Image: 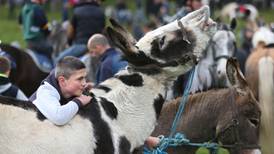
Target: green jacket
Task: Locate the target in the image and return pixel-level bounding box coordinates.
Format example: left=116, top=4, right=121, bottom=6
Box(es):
left=20, top=2, right=47, bottom=41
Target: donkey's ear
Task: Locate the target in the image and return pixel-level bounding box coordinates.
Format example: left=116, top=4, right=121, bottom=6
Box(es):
left=226, top=57, right=248, bottom=94
left=109, top=18, right=136, bottom=45
left=230, top=18, right=237, bottom=31
left=106, top=26, right=137, bottom=56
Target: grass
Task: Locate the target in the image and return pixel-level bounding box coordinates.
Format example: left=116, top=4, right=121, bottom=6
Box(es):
left=0, top=3, right=64, bottom=47
left=0, top=5, right=25, bottom=46
left=1, top=2, right=273, bottom=47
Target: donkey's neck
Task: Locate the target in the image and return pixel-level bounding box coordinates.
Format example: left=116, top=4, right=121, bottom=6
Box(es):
left=180, top=88, right=236, bottom=142
left=153, top=88, right=234, bottom=143
left=91, top=69, right=168, bottom=149
left=203, top=45, right=215, bottom=64
left=126, top=66, right=177, bottom=90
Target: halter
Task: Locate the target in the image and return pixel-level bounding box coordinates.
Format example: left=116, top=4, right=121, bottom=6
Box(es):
left=207, top=31, right=237, bottom=87
left=212, top=92, right=261, bottom=151
left=210, top=32, right=237, bottom=63
left=215, top=119, right=261, bottom=150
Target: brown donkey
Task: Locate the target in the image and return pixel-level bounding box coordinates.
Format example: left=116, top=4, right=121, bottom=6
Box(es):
left=152, top=58, right=261, bottom=154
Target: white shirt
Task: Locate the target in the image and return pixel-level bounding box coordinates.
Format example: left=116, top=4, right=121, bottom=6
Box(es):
left=33, top=82, right=79, bottom=125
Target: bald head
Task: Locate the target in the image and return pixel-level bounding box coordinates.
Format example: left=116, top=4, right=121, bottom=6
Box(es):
left=87, top=34, right=110, bottom=56
left=88, top=34, right=109, bottom=48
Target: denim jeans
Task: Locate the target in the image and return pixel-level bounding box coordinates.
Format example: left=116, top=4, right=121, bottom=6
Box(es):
left=27, top=39, right=53, bottom=59
left=54, top=44, right=88, bottom=64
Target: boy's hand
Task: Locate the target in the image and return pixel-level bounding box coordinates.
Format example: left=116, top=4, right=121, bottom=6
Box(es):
left=84, top=82, right=94, bottom=91
left=145, top=136, right=160, bottom=149
left=77, top=95, right=92, bottom=106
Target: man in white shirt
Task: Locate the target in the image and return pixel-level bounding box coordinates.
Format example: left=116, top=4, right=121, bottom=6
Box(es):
left=29, top=56, right=92, bottom=125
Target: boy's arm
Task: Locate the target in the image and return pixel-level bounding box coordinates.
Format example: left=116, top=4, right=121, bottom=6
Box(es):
left=33, top=83, right=79, bottom=125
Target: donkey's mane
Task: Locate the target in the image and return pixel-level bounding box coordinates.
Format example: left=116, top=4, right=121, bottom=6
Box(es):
left=166, top=88, right=237, bottom=114
left=0, top=96, right=36, bottom=110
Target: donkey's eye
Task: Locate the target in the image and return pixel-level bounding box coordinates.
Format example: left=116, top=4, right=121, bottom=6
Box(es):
left=159, top=36, right=166, bottom=48
left=248, top=118, right=259, bottom=127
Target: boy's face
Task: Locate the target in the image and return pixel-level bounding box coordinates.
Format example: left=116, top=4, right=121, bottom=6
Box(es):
left=60, top=69, right=87, bottom=98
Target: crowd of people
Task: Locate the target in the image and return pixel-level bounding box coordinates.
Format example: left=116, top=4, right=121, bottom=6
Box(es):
left=1, top=0, right=274, bottom=150
left=1, top=0, right=164, bottom=149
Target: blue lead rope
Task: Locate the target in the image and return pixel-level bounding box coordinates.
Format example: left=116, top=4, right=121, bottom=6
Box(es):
left=144, top=68, right=220, bottom=154
left=169, top=68, right=195, bottom=138
left=144, top=133, right=219, bottom=154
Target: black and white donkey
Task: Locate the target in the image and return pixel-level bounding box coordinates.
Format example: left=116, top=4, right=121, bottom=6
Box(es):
left=0, top=6, right=216, bottom=154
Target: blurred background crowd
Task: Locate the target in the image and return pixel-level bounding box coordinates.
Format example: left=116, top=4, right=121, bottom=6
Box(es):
left=1, top=0, right=274, bottom=45
left=1, top=1, right=274, bottom=153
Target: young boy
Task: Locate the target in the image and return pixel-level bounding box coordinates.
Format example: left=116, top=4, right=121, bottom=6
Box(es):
left=29, top=56, right=92, bottom=125
left=0, top=56, right=28, bottom=100
left=29, top=56, right=160, bottom=147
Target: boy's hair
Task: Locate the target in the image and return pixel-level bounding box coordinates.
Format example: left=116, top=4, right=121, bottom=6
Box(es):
left=55, top=56, right=86, bottom=79
left=0, top=56, right=11, bottom=74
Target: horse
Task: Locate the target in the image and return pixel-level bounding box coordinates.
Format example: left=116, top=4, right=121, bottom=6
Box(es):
left=220, top=2, right=258, bottom=21
left=0, top=43, right=49, bottom=97
left=48, top=20, right=69, bottom=59
left=245, top=26, right=274, bottom=154
left=0, top=21, right=70, bottom=96
left=152, top=58, right=261, bottom=154
left=172, top=19, right=237, bottom=97
left=0, top=6, right=217, bottom=153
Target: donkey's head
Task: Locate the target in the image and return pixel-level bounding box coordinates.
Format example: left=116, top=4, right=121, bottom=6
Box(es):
left=211, top=19, right=237, bottom=87
left=107, top=6, right=216, bottom=79
left=216, top=58, right=261, bottom=154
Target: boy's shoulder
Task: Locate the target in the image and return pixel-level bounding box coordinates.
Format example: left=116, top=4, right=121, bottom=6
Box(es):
left=37, top=82, right=59, bottom=95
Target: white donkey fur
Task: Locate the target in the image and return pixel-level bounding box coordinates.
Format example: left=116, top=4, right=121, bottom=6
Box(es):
left=0, top=104, right=96, bottom=154
left=252, top=27, right=274, bottom=48
left=138, top=6, right=215, bottom=61
left=0, top=6, right=216, bottom=154
left=258, top=57, right=274, bottom=153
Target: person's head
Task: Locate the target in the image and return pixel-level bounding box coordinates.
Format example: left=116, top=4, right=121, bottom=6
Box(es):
left=87, top=34, right=110, bottom=57
left=79, top=0, right=102, bottom=4
left=0, top=56, right=11, bottom=77
left=55, top=56, right=87, bottom=98
left=187, top=0, right=203, bottom=11
left=31, top=0, right=47, bottom=4
left=143, top=21, right=157, bottom=34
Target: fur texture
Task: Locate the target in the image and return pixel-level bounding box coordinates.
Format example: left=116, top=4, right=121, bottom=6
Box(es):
left=258, top=57, right=274, bottom=154
left=0, top=6, right=217, bottom=154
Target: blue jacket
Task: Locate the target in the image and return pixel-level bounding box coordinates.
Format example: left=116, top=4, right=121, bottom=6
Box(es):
left=96, top=48, right=127, bottom=85
left=71, top=2, right=105, bottom=44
